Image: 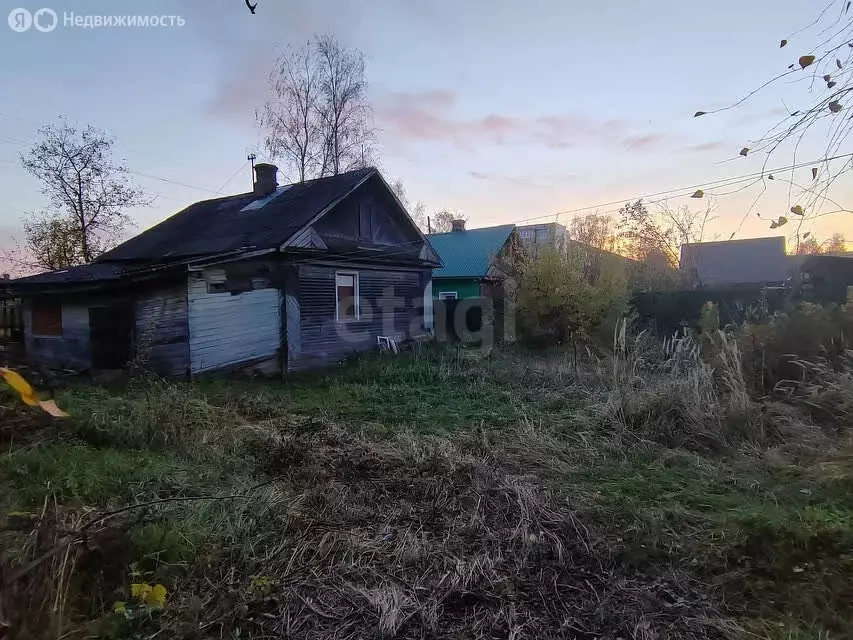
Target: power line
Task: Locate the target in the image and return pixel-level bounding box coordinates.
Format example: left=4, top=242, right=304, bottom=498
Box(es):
left=511, top=151, right=853, bottom=226
left=215, top=161, right=250, bottom=194
left=2, top=105, right=851, bottom=240
left=126, top=170, right=223, bottom=195
left=0, top=113, right=232, bottom=197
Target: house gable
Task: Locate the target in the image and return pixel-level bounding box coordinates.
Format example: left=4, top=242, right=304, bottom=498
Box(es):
left=287, top=173, right=441, bottom=265
left=287, top=226, right=330, bottom=250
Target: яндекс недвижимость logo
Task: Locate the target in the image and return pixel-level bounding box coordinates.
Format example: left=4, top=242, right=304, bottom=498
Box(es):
left=8, top=8, right=58, bottom=32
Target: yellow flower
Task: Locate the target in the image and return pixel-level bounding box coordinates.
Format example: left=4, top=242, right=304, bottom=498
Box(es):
left=250, top=575, right=271, bottom=589
left=112, top=601, right=127, bottom=614
left=130, top=582, right=152, bottom=601
left=144, top=584, right=167, bottom=608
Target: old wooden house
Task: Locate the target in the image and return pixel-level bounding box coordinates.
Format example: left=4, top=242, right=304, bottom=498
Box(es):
left=8, top=165, right=441, bottom=375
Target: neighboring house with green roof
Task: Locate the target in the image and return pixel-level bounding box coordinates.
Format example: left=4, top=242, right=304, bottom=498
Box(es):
left=426, top=221, right=521, bottom=300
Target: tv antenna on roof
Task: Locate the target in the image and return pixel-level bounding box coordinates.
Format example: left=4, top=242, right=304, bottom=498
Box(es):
left=247, top=153, right=256, bottom=187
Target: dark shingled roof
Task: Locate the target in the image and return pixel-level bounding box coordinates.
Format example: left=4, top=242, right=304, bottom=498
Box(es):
left=10, top=263, right=127, bottom=285
left=680, top=236, right=788, bottom=287
left=100, top=167, right=375, bottom=261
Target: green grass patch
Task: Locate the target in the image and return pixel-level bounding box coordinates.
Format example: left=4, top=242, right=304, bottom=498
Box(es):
left=577, top=456, right=853, bottom=636
left=0, top=442, right=221, bottom=507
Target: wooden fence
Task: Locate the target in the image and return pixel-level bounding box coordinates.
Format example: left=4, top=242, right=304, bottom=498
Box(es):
left=0, top=298, right=23, bottom=341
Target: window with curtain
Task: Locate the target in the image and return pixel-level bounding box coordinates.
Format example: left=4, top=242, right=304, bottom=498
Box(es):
left=335, top=272, right=359, bottom=321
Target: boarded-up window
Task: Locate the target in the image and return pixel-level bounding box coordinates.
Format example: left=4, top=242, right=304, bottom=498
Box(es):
left=336, top=272, right=359, bottom=321
left=31, top=301, right=62, bottom=336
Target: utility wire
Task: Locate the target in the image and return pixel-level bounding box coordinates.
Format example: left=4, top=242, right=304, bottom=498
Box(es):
left=511, top=151, right=853, bottom=226
left=2, top=105, right=851, bottom=240
left=0, top=118, right=231, bottom=197
left=215, top=161, right=250, bottom=194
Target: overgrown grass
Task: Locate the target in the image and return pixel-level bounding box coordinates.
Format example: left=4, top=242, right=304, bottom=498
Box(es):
left=196, top=347, right=588, bottom=433
left=2, top=343, right=852, bottom=639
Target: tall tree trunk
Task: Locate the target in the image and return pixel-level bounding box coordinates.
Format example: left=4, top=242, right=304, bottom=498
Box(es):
left=77, top=174, right=90, bottom=262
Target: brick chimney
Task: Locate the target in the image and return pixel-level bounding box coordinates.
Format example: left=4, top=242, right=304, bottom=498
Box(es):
left=451, top=219, right=466, bottom=232
left=253, top=163, right=278, bottom=197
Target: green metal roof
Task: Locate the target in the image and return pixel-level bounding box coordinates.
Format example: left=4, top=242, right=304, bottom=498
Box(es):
left=427, top=224, right=515, bottom=279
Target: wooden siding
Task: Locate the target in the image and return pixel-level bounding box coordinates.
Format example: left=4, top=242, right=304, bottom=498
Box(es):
left=135, top=284, right=189, bottom=376
left=21, top=283, right=189, bottom=374
left=24, top=300, right=91, bottom=369
left=283, top=265, right=301, bottom=369
left=316, top=184, right=414, bottom=245
left=433, top=278, right=481, bottom=300
left=188, top=270, right=281, bottom=373
left=311, top=177, right=441, bottom=264
left=290, top=263, right=429, bottom=371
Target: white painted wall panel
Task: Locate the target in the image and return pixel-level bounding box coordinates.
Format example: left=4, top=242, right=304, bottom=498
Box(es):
left=188, top=272, right=281, bottom=373
left=423, top=279, right=433, bottom=331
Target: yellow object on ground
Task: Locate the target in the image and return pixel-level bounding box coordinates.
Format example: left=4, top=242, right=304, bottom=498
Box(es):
left=130, top=582, right=167, bottom=608
left=0, top=367, right=69, bottom=417
left=38, top=399, right=70, bottom=418
left=0, top=367, right=38, bottom=405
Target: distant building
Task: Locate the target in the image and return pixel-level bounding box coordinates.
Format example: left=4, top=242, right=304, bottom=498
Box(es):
left=517, top=222, right=567, bottom=256
left=790, top=253, right=853, bottom=303
left=426, top=220, right=519, bottom=300
left=680, top=236, right=789, bottom=288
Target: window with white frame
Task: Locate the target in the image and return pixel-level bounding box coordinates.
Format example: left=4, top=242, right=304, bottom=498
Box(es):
left=438, top=291, right=458, bottom=300
left=519, top=229, right=534, bottom=240
left=535, top=227, right=549, bottom=242
left=335, top=272, right=359, bottom=321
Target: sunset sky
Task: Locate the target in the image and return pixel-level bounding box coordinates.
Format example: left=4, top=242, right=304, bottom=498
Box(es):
left=1, top=0, right=851, bottom=269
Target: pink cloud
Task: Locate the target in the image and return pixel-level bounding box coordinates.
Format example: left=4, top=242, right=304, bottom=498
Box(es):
left=376, top=90, right=664, bottom=152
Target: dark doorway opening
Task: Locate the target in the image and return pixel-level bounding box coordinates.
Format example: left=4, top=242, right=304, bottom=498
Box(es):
left=89, top=303, right=134, bottom=369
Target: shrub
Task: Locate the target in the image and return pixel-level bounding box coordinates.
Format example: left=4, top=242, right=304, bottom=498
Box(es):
left=738, top=302, right=853, bottom=393
left=516, top=248, right=628, bottom=347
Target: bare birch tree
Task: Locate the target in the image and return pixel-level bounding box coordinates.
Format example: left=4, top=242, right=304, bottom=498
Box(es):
left=389, top=178, right=427, bottom=231
left=260, top=35, right=374, bottom=181
left=431, top=209, right=466, bottom=233
left=259, top=42, right=321, bottom=182
left=20, top=120, right=150, bottom=268
left=315, top=35, right=374, bottom=176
